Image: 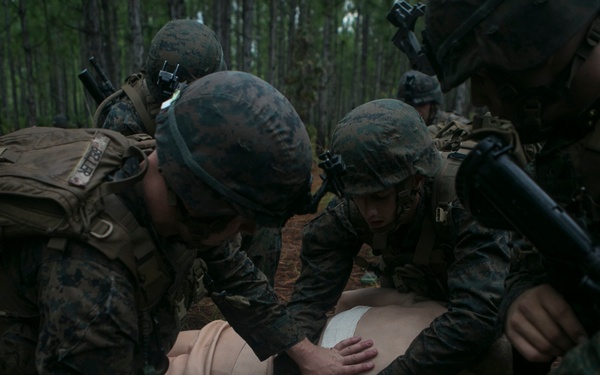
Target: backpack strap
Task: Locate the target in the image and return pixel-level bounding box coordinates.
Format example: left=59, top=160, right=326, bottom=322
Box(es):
left=122, top=76, right=156, bottom=136
left=412, top=142, right=475, bottom=266
left=92, top=89, right=125, bottom=128
left=98, top=144, right=148, bottom=197
left=412, top=215, right=436, bottom=265
left=89, top=194, right=172, bottom=309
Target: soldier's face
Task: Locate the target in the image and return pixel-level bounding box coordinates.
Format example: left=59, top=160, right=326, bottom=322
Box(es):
left=413, top=103, right=432, bottom=124
left=470, top=70, right=512, bottom=119
left=353, top=187, right=398, bottom=230
left=470, top=31, right=587, bottom=123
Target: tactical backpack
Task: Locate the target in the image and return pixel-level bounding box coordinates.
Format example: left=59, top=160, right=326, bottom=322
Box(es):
left=0, top=126, right=170, bottom=308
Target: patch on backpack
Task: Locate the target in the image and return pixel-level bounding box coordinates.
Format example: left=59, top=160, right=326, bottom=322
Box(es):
left=68, top=133, right=110, bottom=187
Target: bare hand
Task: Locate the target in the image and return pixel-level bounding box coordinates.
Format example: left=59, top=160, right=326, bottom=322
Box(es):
left=505, top=284, right=588, bottom=362
left=287, top=337, right=377, bottom=375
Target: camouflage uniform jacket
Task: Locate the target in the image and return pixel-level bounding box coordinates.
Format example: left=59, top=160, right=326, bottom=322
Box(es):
left=94, top=74, right=162, bottom=136
left=498, top=127, right=600, bottom=373
left=100, top=95, right=148, bottom=135
left=287, top=183, right=511, bottom=375
left=0, top=159, right=301, bottom=374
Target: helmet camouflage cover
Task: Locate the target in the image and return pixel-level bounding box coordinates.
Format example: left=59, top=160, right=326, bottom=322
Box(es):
left=332, top=99, right=442, bottom=197
left=155, top=71, right=313, bottom=227
left=424, top=0, right=600, bottom=92
left=145, top=19, right=227, bottom=89
left=396, top=70, right=444, bottom=106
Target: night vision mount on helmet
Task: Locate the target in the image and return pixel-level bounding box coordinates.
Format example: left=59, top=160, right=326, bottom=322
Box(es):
left=145, top=19, right=227, bottom=100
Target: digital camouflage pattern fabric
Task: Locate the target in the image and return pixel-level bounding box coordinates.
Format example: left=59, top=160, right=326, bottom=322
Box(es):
left=286, top=99, right=511, bottom=374
left=96, top=20, right=226, bottom=136
left=288, top=185, right=511, bottom=374
left=145, top=19, right=226, bottom=93
left=423, top=0, right=600, bottom=373
left=396, top=70, right=470, bottom=134
left=331, top=99, right=441, bottom=198
left=240, top=227, right=282, bottom=285
left=423, top=0, right=600, bottom=92
left=0, top=71, right=313, bottom=373
left=397, top=70, right=443, bottom=107
left=155, top=70, right=313, bottom=228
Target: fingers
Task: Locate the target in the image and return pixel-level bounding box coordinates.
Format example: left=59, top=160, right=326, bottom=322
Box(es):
left=337, top=362, right=376, bottom=375
left=332, top=336, right=378, bottom=367
left=333, top=336, right=375, bottom=355
left=333, top=335, right=363, bottom=350
left=506, top=322, right=557, bottom=362
left=542, top=290, right=588, bottom=346
left=505, top=284, right=587, bottom=362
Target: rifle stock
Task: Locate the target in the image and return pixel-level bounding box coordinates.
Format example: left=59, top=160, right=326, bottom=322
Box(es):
left=78, top=68, right=106, bottom=105
left=455, top=136, right=600, bottom=295
left=78, top=56, right=116, bottom=106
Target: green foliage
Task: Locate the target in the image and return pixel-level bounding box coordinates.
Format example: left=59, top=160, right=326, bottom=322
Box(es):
left=0, top=0, right=470, bottom=134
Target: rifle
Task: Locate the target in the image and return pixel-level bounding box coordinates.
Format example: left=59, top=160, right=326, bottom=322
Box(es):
left=305, top=151, right=346, bottom=214
left=293, top=151, right=346, bottom=215
left=387, top=1, right=435, bottom=76
left=77, top=68, right=106, bottom=105
left=455, top=136, right=600, bottom=316
left=78, top=56, right=116, bottom=105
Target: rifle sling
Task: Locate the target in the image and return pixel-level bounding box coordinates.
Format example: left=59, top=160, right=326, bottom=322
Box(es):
left=122, top=83, right=156, bottom=136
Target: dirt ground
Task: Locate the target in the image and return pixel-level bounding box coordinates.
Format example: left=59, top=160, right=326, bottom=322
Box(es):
left=184, top=164, right=376, bottom=330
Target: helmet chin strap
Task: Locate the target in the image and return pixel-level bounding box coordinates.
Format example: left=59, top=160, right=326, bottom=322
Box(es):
left=371, top=186, right=422, bottom=254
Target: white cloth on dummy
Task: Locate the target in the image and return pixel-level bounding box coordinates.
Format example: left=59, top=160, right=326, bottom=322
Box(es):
left=320, top=305, right=371, bottom=348
left=166, top=301, right=447, bottom=375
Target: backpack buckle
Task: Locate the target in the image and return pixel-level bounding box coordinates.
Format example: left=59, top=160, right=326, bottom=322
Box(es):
left=435, top=206, right=448, bottom=223
left=90, top=219, right=114, bottom=239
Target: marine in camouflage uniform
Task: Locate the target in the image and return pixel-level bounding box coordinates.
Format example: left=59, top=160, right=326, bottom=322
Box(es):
left=396, top=70, right=470, bottom=136
left=96, top=19, right=282, bottom=285
left=93, top=19, right=227, bottom=136
left=423, top=0, right=600, bottom=373
left=0, top=71, right=346, bottom=374
left=285, top=99, right=511, bottom=374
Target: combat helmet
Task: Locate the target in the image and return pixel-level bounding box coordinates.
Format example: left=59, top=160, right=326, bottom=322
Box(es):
left=396, top=70, right=443, bottom=107
left=423, top=0, right=600, bottom=142
left=155, top=71, right=313, bottom=229
left=145, top=19, right=227, bottom=99
left=423, top=0, right=600, bottom=92
left=331, top=99, right=441, bottom=198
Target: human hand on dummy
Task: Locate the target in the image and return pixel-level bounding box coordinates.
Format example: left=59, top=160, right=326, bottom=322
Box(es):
left=286, top=337, right=377, bottom=375
left=505, top=284, right=588, bottom=362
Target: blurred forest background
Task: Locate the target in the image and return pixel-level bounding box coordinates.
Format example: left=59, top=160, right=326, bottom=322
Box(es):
left=1, top=0, right=472, bottom=151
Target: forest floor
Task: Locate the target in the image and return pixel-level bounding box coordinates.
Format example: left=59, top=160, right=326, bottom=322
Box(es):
left=184, top=163, right=377, bottom=330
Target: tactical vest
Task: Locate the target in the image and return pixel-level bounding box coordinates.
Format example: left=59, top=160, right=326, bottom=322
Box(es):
left=0, top=127, right=171, bottom=310
left=93, top=72, right=162, bottom=136
left=409, top=141, right=477, bottom=288
left=428, top=111, right=472, bottom=152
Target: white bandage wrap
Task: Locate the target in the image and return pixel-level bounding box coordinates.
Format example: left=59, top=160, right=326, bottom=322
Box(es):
left=320, top=306, right=371, bottom=349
